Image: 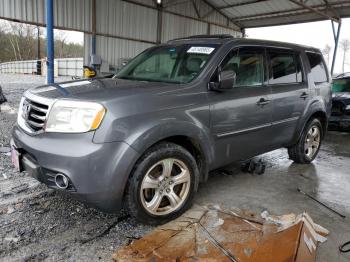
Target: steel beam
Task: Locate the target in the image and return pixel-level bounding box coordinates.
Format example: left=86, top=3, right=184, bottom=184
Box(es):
left=219, top=0, right=268, bottom=10
left=191, top=0, right=200, bottom=18
left=163, top=0, right=189, bottom=9
left=201, top=8, right=215, bottom=19
left=231, top=2, right=348, bottom=22
left=331, top=20, right=341, bottom=75
left=46, top=0, right=54, bottom=84
left=121, top=0, right=240, bottom=31
left=289, top=0, right=339, bottom=22
left=199, top=0, right=242, bottom=29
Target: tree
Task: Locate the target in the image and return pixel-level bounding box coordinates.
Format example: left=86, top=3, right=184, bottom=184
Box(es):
left=340, top=39, right=350, bottom=73
left=0, top=21, right=83, bottom=63
left=322, top=44, right=331, bottom=66
left=55, top=31, right=67, bottom=58
left=2, top=21, right=38, bottom=61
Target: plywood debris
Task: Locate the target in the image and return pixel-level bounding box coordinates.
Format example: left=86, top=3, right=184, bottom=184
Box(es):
left=113, top=205, right=328, bottom=262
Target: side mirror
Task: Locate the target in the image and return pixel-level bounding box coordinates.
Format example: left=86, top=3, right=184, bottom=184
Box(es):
left=219, top=70, right=236, bottom=89
left=209, top=70, right=236, bottom=91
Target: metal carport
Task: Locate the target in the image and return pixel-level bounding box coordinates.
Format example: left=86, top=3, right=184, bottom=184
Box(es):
left=0, top=0, right=349, bottom=83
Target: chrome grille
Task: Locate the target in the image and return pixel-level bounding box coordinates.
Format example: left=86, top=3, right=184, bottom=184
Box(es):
left=22, top=99, right=49, bottom=132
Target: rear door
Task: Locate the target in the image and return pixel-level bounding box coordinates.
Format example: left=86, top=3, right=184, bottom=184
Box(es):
left=266, top=48, right=309, bottom=146
left=208, top=46, right=272, bottom=168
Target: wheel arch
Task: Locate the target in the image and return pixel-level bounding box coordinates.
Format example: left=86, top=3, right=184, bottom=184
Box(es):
left=131, top=133, right=211, bottom=185
left=125, top=121, right=214, bottom=185
left=157, top=135, right=209, bottom=183
left=309, top=111, right=328, bottom=137
left=295, top=105, right=328, bottom=143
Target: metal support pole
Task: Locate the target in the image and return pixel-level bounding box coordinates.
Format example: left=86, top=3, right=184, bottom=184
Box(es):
left=156, top=4, right=163, bottom=44
left=91, top=0, right=96, bottom=56
left=46, top=0, right=54, bottom=84
left=331, top=20, right=336, bottom=42
left=36, top=26, right=42, bottom=75
left=37, top=26, right=41, bottom=60
left=241, top=28, right=246, bottom=38
left=331, top=19, right=341, bottom=76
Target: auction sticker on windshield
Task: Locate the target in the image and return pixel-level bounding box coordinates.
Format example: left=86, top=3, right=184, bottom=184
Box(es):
left=187, top=47, right=215, bottom=54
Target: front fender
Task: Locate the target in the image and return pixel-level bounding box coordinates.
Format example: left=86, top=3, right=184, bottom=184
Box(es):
left=126, top=120, right=215, bottom=169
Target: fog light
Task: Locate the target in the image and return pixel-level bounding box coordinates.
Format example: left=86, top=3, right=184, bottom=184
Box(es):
left=55, top=173, right=69, bottom=189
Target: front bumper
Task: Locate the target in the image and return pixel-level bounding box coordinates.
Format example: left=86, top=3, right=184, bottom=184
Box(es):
left=329, top=115, right=350, bottom=129
left=11, top=125, right=140, bottom=212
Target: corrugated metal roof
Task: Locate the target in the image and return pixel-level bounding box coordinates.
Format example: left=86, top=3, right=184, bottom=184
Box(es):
left=207, top=0, right=350, bottom=28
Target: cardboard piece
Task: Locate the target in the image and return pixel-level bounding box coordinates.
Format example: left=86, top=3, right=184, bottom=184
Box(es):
left=113, top=206, right=328, bottom=262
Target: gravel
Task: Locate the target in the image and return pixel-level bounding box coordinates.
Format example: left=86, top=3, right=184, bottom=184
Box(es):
left=0, top=74, right=153, bottom=262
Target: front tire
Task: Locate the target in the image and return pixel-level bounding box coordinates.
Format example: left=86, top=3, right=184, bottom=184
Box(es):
left=125, top=142, right=199, bottom=225
left=288, top=118, right=323, bottom=164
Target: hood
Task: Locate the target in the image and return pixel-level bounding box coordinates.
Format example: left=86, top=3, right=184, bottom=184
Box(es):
left=27, top=78, right=176, bottom=101
left=332, top=92, right=350, bottom=104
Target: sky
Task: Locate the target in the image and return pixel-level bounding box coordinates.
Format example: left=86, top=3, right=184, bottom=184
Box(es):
left=56, top=29, right=83, bottom=44
left=246, top=18, right=350, bottom=74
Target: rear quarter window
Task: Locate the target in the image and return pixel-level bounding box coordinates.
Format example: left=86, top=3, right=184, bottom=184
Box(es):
left=267, top=50, right=302, bottom=85
left=306, top=52, right=328, bottom=83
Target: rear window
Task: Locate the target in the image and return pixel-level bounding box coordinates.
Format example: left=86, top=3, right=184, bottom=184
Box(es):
left=306, top=52, right=328, bottom=83
left=268, top=50, right=302, bottom=84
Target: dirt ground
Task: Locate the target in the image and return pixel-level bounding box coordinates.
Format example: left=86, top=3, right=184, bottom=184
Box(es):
left=0, top=74, right=154, bottom=262
left=1, top=74, right=350, bottom=262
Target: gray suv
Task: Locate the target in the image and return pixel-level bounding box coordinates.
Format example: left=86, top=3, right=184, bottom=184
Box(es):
left=11, top=35, right=332, bottom=224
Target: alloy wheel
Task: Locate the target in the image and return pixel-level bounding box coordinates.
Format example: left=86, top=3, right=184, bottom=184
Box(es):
left=304, top=125, right=321, bottom=160
left=140, top=158, right=191, bottom=216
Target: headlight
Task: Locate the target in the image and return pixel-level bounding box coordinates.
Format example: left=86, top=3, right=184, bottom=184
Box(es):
left=45, top=100, right=106, bottom=133
left=345, top=105, right=350, bottom=110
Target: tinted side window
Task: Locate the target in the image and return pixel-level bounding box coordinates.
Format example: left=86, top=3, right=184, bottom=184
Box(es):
left=306, top=52, right=328, bottom=83
left=268, top=50, right=300, bottom=84
left=221, top=48, right=264, bottom=87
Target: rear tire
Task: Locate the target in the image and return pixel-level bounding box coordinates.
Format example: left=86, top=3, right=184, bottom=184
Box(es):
left=125, top=142, right=199, bottom=225
left=288, top=118, right=323, bottom=164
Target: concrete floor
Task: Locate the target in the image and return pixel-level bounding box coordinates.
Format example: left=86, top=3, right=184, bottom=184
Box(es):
left=1, top=74, right=350, bottom=261
left=196, top=131, right=350, bottom=262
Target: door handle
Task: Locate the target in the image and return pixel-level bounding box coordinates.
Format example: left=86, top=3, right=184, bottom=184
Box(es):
left=300, top=92, right=309, bottom=99
left=256, top=98, right=270, bottom=106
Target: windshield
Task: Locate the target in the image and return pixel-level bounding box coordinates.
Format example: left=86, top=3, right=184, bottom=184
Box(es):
left=332, top=78, right=350, bottom=93
left=114, top=44, right=218, bottom=84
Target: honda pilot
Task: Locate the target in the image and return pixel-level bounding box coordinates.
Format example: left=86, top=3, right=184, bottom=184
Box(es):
left=11, top=35, right=332, bottom=224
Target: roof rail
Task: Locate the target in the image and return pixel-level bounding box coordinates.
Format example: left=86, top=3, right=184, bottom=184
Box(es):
left=168, top=34, right=233, bottom=43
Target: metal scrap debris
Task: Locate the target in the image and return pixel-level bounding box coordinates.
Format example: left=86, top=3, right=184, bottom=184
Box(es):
left=113, top=205, right=328, bottom=262
left=241, top=159, right=266, bottom=175
left=297, top=188, right=346, bottom=218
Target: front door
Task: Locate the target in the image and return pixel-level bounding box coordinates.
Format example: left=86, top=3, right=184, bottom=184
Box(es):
left=208, top=46, right=272, bottom=169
